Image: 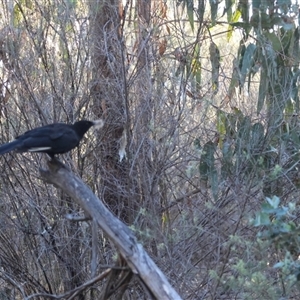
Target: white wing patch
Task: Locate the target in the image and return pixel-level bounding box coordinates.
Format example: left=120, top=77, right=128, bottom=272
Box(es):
left=28, top=147, right=52, bottom=152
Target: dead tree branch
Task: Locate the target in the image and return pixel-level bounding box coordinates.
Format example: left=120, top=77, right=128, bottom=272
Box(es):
left=39, top=159, right=182, bottom=300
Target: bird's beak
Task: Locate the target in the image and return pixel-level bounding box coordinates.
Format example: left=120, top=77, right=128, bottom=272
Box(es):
left=93, top=119, right=105, bottom=129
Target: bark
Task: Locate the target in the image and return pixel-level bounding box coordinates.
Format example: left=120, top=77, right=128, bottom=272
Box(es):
left=40, top=159, right=182, bottom=300
left=89, top=0, right=134, bottom=223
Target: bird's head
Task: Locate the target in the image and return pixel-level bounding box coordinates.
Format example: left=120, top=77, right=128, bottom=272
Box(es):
left=73, top=119, right=104, bottom=137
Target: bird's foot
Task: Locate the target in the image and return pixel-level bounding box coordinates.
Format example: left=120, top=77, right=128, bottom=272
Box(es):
left=48, top=157, right=67, bottom=170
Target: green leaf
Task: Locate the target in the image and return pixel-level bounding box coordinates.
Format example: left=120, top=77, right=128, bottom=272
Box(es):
left=274, top=207, right=289, bottom=218
left=209, top=0, right=218, bottom=26
left=178, top=0, right=195, bottom=30
left=265, top=32, right=282, bottom=52
left=252, top=0, right=261, bottom=10
left=277, top=0, right=292, bottom=14
left=231, top=9, right=242, bottom=22
left=273, top=261, right=284, bottom=268
left=221, top=139, right=233, bottom=179
left=194, top=138, right=201, bottom=150
left=216, top=110, right=227, bottom=139
left=229, top=22, right=252, bottom=33
left=194, top=65, right=201, bottom=90
left=230, top=21, right=251, bottom=29
left=187, top=0, right=194, bottom=31
left=197, top=0, right=205, bottom=24
left=236, top=115, right=251, bottom=154
left=238, top=0, right=250, bottom=23
left=227, top=10, right=242, bottom=40
left=292, top=27, right=300, bottom=64
left=266, top=196, right=280, bottom=209
left=291, top=69, right=300, bottom=108
left=285, top=98, right=294, bottom=116
left=13, top=4, right=23, bottom=27
left=280, top=27, right=294, bottom=57
left=253, top=212, right=270, bottom=226
left=210, top=168, right=219, bottom=200
left=175, top=65, right=184, bottom=77
left=191, top=43, right=201, bottom=88
left=250, top=12, right=273, bottom=30
left=209, top=42, right=220, bottom=92
left=227, top=25, right=234, bottom=41
left=240, top=43, right=256, bottom=86
left=199, top=141, right=216, bottom=182
left=257, top=69, right=268, bottom=114
left=261, top=202, right=276, bottom=213
left=251, top=122, right=264, bottom=146
left=225, top=0, right=234, bottom=22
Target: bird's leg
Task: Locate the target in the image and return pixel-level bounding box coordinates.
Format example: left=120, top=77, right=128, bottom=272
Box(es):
left=48, top=157, right=68, bottom=170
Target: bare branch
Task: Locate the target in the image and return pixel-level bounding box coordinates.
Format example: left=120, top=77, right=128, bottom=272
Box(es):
left=39, top=159, right=182, bottom=300
left=25, top=268, right=111, bottom=300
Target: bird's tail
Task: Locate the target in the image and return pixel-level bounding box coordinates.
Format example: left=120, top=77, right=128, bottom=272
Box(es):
left=0, top=140, right=20, bottom=155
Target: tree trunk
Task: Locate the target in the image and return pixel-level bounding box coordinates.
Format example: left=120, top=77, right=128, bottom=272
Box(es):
left=89, top=0, right=133, bottom=223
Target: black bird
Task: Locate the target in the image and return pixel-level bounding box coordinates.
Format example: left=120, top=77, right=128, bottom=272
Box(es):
left=0, top=119, right=104, bottom=158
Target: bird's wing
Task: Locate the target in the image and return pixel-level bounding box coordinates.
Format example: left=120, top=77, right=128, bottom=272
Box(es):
left=0, top=140, right=21, bottom=155
left=19, top=124, right=78, bottom=153
left=48, top=126, right=78, bottom=141
left=49, top=131, right=65, bottom=140
left=18, top=124, right=66, bottom=139
left=0, top=121, right=93, bottom=156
